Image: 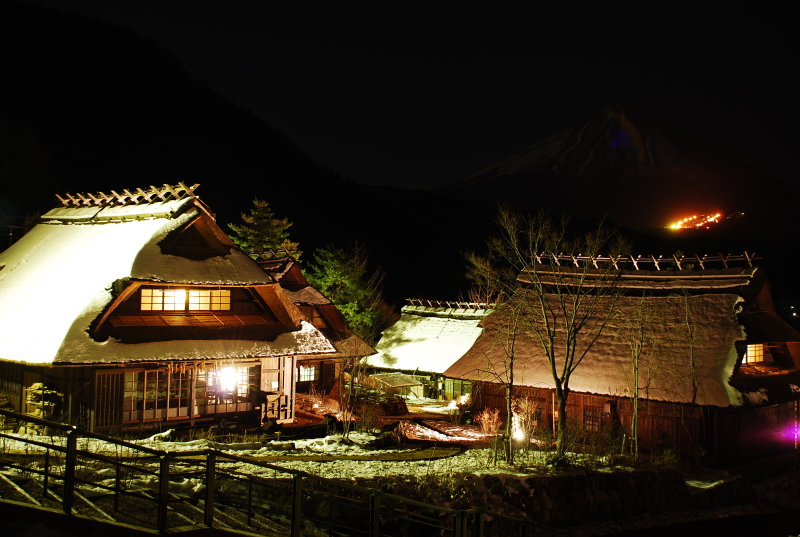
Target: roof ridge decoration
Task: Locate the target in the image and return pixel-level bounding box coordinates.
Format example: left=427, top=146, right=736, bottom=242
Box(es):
left=55, top=183, right=200, bottom=208
left=255, top=249, right=299, bottom=261
left=405, top=298, right=497, bottom=310
left=525, top=252, right=760, bottom=271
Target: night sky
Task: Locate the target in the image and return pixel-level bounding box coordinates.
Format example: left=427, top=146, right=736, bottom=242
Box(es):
left=16, top=2, right=797, bottom=188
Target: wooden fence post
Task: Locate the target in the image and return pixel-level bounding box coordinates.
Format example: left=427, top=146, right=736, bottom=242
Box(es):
left=291, top=474, right=303, bottom=537
left=62, top=428, right=77, bottom=515
left=43, top=449, right=50, bottom=499
left=370, top=493, right=381, bottom=537
left=204, top=450, right=216, bottom=527
left=157, top=455, right=170, bottom=534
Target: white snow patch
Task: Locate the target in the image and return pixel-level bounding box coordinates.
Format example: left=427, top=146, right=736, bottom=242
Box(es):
left=743, top=388, right=769, bottom=405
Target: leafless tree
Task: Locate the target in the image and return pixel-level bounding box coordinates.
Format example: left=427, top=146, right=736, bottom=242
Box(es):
left=616, top=296, right=662, bottom=458
left=468, top=207, right=628, bottom=460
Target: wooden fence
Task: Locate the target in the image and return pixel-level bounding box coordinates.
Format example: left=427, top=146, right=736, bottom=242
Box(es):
left=0, top=408, right=547, bottom=537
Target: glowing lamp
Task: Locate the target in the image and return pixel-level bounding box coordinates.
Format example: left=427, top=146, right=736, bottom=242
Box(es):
left=218, top=366, right=237, bottom=392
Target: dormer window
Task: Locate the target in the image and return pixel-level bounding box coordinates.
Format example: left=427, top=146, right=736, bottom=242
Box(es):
left=140, top=288, right=231, bottom=312
left=743, top=343, right=771, bottom=364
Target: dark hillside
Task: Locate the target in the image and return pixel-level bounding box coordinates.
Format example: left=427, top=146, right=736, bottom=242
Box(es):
left=436, top=104, right=800, bottom=302
left=0, top=1, right=494, bottom=304
left=436, top=104, right=798, bottom=235
left=2, top=3, right=796, bottom=305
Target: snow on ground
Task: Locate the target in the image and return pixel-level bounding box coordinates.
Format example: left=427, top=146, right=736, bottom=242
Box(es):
left=230, top=446, right=535, bottom=482
left=1, top=429, right=437, bottom=457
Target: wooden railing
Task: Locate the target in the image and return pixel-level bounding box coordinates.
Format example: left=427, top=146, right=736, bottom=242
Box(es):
left=0, top=408, right=548, bottom=537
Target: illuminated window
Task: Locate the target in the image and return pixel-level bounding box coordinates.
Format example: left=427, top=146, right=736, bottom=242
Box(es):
left=299, top=364, right=319, bottom=382
left=141, top=289, right=186, bottom=311
left=743, top=344, right=767, bottom=364
left=141, top=288, right=230, bottom=311
left=189, top=290, right=231, bottom=311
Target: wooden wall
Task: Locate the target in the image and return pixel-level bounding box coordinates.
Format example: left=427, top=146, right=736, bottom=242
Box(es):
left=471, top=381, right=799, bottom=464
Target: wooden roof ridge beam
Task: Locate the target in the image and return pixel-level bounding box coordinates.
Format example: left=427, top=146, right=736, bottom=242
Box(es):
left=695, top=253, right=706, bottom=269
left=123, top=189, right=141, bottom=204
left=110, top=190, right=129, bottom=205
left=72, top=192, right=89, bottom=206
left=137, top=187, right=154, bottom=202
left=177, top=182, right=200, bottom=197
left=56, top=183, right=202, bottom=208
left=84, top=192, right=101, bottom=206
left=56, top=193, right=73, bottom=207
left=151, top=185, right=168, bottom=201
left=404, top=298, right=495, bottom=310
left=163, top=184, right=180, bottom=199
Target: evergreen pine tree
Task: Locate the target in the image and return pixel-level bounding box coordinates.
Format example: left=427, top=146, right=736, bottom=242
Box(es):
left=227, top=198, right=301, bottom=259
left=305, top=244, right=392, bottom=343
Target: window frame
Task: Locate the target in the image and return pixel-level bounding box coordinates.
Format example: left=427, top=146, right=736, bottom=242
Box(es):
left=139, top=287, right=231, bottom=313
left=298, top=363, right=319, bottom=382
left=743, top=343, right=777, bottom=364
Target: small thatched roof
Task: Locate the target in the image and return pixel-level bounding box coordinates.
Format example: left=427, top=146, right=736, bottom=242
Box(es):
left=366, top=304, right=492, bottom=374
left=368, top=372, right=422, bottom=389
left=444, top=293, right=745, bottom=407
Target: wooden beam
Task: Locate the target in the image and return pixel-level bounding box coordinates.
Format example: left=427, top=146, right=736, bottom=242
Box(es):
left=91, top=281, right=144, bottom=336
left=252, top=285, right=303, bottom=329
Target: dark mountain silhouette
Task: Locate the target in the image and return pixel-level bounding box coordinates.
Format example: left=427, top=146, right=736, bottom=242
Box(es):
left=0, top=1, right=492, bottom=304
left=436, top=104, right=798, bottom=236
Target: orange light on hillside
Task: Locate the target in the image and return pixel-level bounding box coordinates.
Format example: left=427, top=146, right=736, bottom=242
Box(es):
left=668, top=213, right=722, bottom=229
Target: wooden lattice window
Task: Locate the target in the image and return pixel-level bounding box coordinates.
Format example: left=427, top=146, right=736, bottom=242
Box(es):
left=122, top=368, right=194, bottom=423
left=140, top=288, right=231, bottom=312
left=188, top=289, right=231, bottom=311
left=141, top=289, right=186, bottom=311
left=95, top=370, right=124, bottom=428
left=0, top=362, right=22, bottom=396
left=195, top=365, right=256, bottom=404
left=583, top=406, right=609, bottom=432
left=743, top=343, right=774, bottom=364
left=299, top=364, right=319, bottom=382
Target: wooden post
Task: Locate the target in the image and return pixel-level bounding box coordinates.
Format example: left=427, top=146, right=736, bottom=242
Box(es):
left=63, top=429, right=77, bottom=515
left=475, top=510, right=484, bottom=537
left=204, top=451, right=216, bottom=527
left=452, top=511, right=465, bottom=537
left=370, top=493, right=381, bottom=537
left=114, top=463, right=121, bottom=512
left=43, top=449, right=50, bottom=499
left=157, top=456, right=170, bottom=534
left=291, top=474, right=303, bottom=537
left=247, top=476, right=253, bottom=526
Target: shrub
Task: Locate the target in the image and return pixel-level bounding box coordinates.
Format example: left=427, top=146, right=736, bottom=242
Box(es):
left=474, top=407, right=502, bottom=436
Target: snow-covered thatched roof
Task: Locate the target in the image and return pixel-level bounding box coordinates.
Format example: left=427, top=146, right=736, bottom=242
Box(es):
left=365, top=304, right=492, bottom=374
left=444, top=294, right=746, bottom=407
left=0, top=194, right=334, bottom=365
